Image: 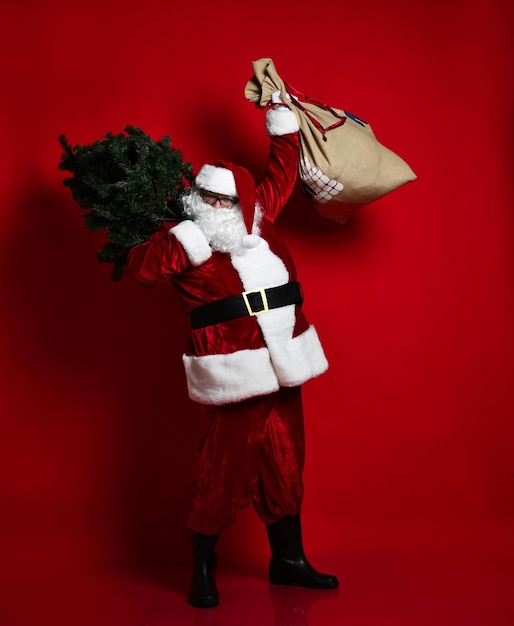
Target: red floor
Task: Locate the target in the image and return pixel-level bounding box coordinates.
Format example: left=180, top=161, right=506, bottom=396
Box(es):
left=3, top=549, right=514, bottom=626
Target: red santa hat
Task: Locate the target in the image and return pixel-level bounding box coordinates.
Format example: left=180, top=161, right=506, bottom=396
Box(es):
left=195, top=161, right=257, bottom=234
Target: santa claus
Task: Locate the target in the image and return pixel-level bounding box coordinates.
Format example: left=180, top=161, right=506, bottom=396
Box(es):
left=126, top=93, right=338, bottom=607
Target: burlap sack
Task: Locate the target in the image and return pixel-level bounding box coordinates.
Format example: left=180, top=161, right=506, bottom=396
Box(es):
left=245, top=58, right=416, bottom=224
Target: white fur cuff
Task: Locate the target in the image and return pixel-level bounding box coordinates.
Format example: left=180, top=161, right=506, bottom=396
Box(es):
left=266, top=107, right=300, bottom=136
left=169, top=220, right=212, bottom=266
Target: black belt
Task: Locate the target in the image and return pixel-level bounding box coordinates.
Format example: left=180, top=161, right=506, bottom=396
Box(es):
left=190, top=281, right=303, bottom=329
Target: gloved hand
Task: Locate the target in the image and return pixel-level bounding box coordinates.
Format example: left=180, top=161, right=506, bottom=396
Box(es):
left=271, top=90, right=291, bottom=109
left=266, top=90, right=299, bottom=136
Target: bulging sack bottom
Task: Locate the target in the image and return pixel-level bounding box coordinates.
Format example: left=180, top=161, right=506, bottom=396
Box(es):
left=296, top=102, right=416, bottom=223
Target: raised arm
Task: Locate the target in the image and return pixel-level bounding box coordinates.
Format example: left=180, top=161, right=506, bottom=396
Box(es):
left=257, top=95, right=300, bottom=222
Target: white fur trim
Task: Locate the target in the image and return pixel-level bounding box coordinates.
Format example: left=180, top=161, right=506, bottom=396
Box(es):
left=266, top=107, right=300, bottom=136
left=230, top=238, right=292, bottom=369
left=195, top=164, right=237, bottom=197
left=183, top=348, right=280, bottom=405
left=230, top=237, right=289, bottom=289
left=267, top=325, right=328, bottom=386
left=230, top=237, right=328, bottom=387
left=183, top=327, right=327, bottom=405
left=169, top=220, right=212, bottom=266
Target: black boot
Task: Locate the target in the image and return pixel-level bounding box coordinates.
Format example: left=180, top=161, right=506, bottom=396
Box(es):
left=266, top=515, right=339, bottom=589
left=187, top=531, right=220, bottom=608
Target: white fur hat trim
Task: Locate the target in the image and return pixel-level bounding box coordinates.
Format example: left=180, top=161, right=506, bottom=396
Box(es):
left=195, top=164, right=238, bottom=197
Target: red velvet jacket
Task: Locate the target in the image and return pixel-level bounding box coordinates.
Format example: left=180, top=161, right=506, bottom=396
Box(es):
left=126, top=133, right=328, bottom=405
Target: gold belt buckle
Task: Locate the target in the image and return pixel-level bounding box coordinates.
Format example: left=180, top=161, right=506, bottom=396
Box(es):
left=242, top=288, right=269, bottom=316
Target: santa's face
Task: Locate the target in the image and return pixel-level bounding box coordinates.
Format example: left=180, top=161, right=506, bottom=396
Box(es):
left=182, top=189, right=247, bottom=253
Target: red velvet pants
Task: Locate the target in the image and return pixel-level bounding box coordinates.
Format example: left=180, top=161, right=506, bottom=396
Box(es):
left=188, top=386, right=305, bottom=535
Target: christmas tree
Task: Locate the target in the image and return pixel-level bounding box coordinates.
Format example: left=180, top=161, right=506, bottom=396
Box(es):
left=59, top=126, right=194, bottom=280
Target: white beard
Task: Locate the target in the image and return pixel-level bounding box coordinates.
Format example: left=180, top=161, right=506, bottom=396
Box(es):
left=182, top=190, right=261, bottom=253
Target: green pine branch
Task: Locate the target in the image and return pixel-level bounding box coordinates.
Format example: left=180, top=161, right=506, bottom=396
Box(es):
left=59, top=126, right=194, bottom=280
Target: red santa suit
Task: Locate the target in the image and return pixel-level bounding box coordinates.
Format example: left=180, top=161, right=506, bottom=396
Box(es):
left=126, top=107, right=328, bottom=534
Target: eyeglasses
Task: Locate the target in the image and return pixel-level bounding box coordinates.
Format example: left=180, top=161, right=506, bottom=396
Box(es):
left=199, top=190, right=239, bottom=208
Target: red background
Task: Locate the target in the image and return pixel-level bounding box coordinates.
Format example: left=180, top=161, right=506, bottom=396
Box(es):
left=1, top=0, right=513, bottom=586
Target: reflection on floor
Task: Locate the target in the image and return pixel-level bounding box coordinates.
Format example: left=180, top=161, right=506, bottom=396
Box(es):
left=3, top=551, right=514, bottom=626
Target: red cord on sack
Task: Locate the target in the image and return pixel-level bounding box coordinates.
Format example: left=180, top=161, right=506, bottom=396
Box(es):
left=283, top=81, right=346, bottom=142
